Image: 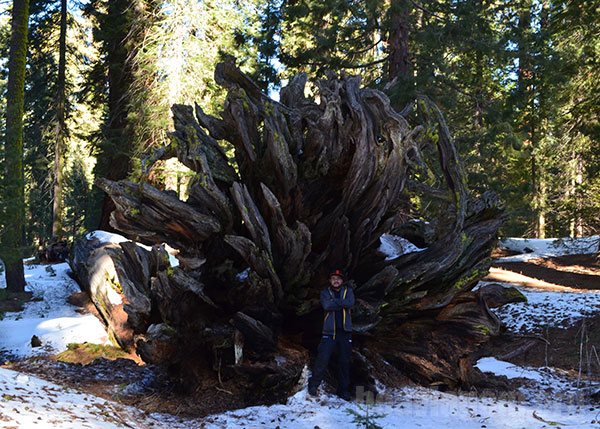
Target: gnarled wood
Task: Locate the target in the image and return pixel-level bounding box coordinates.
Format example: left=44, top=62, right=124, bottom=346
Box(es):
left=79, top=60, right=509, bottom=403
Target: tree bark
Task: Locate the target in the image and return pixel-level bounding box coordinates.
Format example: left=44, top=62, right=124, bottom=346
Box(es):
left=82, top=61, right=507, bottom=402
left=387, top=0, right=412, bottom=82
left=1, top=0, right=30, bottom=293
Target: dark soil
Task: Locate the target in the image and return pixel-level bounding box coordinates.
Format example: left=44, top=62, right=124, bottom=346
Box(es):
left=479, top=252, right=600, bottom=396
left=480, top=314, right=600, bottom=382
left=0, top=291, right=34, bottom=314
left=492, top=253, right=600, bottom=290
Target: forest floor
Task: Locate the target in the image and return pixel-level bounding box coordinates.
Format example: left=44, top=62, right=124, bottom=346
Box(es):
left=478, top=250, right=600, bottom=410
left=0, top=238, right=599, bottom=428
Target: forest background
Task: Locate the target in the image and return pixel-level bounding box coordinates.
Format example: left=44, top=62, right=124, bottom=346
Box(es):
left=0, top=0, right=598, bottom=281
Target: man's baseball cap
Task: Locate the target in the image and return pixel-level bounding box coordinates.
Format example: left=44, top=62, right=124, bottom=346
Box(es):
left=329, top=269, right=344, bottom=279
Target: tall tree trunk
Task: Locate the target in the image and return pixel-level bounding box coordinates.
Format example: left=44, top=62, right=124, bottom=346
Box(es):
left=531, top=149, right=545, bottom=238
left=86, top=0, right=135, bottom=231
left=473, top=0, right=485, bottom=130
left=413, top=7, right=429, bottom=86
left=387, top=0, right=411, bottom=80
left=1, top=0, right=30, bottom=293
left=387, top=0, right=412, bottom=108
left=52, top=0, right=67, bottom=240
left=570, top=151, right=584, bottom=237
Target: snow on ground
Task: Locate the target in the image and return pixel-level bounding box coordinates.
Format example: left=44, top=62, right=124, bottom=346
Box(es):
left=476, top=357, right=598, bottom=404
left=480, top=280, right=600, bottom=333
left=1, top=365, right=597, bottom=429
left=477, top=357, right=549, bottom=382
left=202, top=386, right=599, bottom=429
left=497, top=235, right=600, bottom=262
left=0, top=366, right=176, bottom=429
left=0, top=262, right=109, bottom=358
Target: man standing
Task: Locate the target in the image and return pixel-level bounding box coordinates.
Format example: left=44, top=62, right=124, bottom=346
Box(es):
left=308, top=269, right=355, bottom=400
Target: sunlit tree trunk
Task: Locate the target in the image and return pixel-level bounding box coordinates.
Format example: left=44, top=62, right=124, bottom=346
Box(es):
left=569, top=151, right=584, bottom=237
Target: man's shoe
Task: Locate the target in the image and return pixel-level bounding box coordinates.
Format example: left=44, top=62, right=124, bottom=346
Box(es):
left=308, top=385, right=318, bottom=396
left=338, top=391, right=353, bottom=401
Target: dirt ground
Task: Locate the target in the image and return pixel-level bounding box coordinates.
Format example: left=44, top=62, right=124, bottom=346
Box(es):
left=483, top=252, right=600, bottom=383
left=5, top=355, right=253, bottom=418
left=481, top=314, right=600, bottom=382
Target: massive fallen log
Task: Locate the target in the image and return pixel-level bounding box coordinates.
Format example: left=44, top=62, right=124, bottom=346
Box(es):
left=78, top=59, right=508, bottom=403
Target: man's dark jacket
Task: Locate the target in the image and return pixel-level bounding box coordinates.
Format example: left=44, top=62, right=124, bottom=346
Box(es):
left=320, top=284, right=355, bottom=337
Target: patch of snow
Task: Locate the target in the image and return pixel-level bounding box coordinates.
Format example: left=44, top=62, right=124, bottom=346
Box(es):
left=296, top=364, right=310, bottom=390
left=476, top=357, right=544, bottom=382
left=85, top=230, right=130, bottom=244
left=234, top=339, right=243, bottom=365
left=498, top=235, right=600, bottom=262
left=236, top=267, right=250, bottom=281
left=374, top=378, right=388, bottom=396
left=86, top=230, right=180, bottom=268
left=0, top=262, right=109, bottom=357
left=168, top=254, right=179, bottom=268
left=88, top=254, right=123, bottom=306
left=477, top=357, right=599, bottom=404
left=379, top=234, right=426, bottom=260
left=484, top=281, right=600, bottom=333
left=164, top=243, right=180, bottom=268
left=136, top=242, right=153, bottom=251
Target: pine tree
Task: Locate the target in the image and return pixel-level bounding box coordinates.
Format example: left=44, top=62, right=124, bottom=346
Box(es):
left=548, top=0, right=600, bottom=236
left=83, top=0, right=138, bottom=231
left=23, top=0, right=58, bottom=247
left=22, top=0, right=92, bottom=247
left=275, top=0, right=387, bottom=83
left=51, top=0, right=67, bottom=240
left=84, top=0, right=260, bottom=228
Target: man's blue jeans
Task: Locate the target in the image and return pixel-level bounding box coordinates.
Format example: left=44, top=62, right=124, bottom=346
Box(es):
left=308, top=331, right=352, bottom=394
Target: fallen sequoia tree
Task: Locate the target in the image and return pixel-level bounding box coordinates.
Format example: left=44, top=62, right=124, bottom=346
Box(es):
left=71, top=60, right=521, bottom=403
